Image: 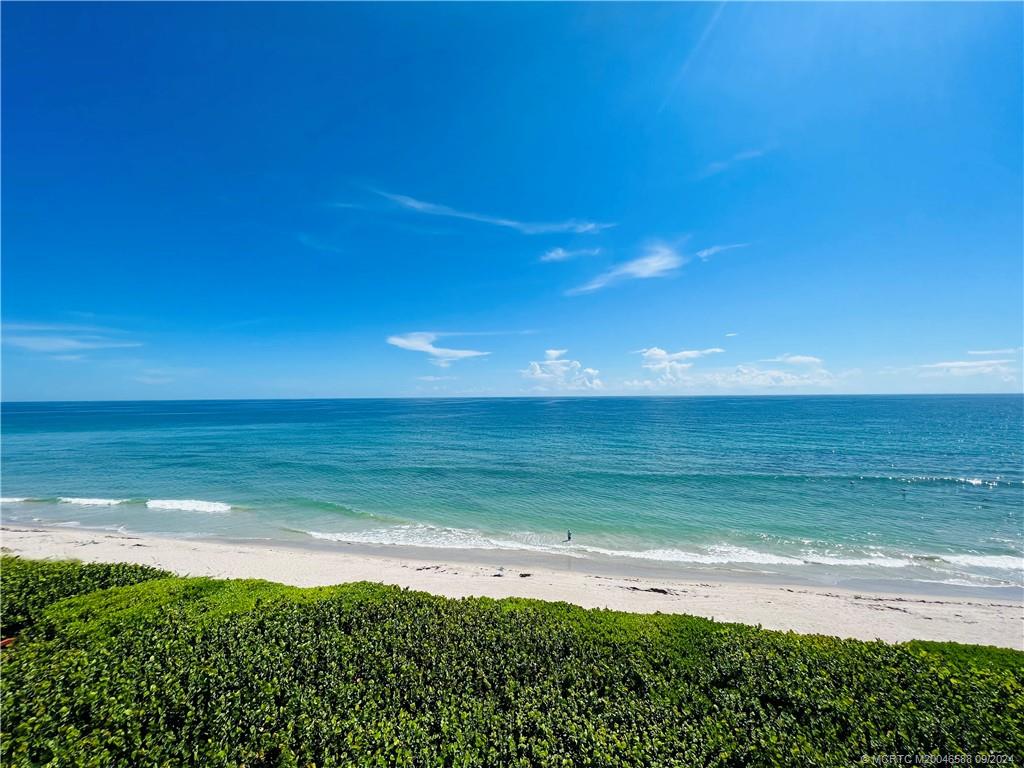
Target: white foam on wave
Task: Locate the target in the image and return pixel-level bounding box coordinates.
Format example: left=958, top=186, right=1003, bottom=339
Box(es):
left=59, top=497, right=128, bottom=506
left=889, top=475, right=1006, bottom=488
left=578, top=544, right=805, bottom=566
left=308, top=525, right=577, bottom=556
left=307, top=525, right=1023, bottom=578
left=146, top=499, right=232, bottom=514
left=801, top=552, right=912, bottom=568
left=0, top=497, right=29, bottom=503
left=941, top=553, right=1023, bottom=570
left=913, top=577, right=1013, bottom=588
left=307, top=527, right=806, bottom=566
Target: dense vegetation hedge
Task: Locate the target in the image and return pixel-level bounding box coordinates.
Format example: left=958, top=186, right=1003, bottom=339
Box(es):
left=1, top=557, right=1021, bottom=767
left=0, top=555, right=172, bottom=635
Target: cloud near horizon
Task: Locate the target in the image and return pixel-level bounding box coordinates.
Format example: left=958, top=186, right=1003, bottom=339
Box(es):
left=627, top=363, right=841, bottom=391
left=568, top=242, right=685, bottom=295
left=377, top=191, right=614, bottom=235
left=635, top=346, right=725, bottom=383
left=521, top=349, right=602, bottom=390
left=387, top=332, right=490, bottom=367
left=917, top=359, right=1015, bottom=377
left=625, top=343, right=845, bottom=391
left=967, top=348, right=1021, bottom=356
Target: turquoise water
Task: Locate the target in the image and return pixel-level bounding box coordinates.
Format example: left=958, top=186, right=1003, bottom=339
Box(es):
left=2, top=396, right=1022, bottom=590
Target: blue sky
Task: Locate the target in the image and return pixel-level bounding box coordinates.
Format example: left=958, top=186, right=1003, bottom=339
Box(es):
left=2, top=3, right=1021, bottom=400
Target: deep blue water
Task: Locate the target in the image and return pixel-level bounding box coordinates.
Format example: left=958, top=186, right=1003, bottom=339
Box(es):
left=2, top=396, right=1022, bottom=589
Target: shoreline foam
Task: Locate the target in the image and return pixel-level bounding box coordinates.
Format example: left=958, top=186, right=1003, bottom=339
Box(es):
left=2, top=524, right=1021, bottom=649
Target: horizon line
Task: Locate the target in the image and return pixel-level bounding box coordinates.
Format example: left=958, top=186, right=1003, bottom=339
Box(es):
left=2, top=392, right=1022, bottom=406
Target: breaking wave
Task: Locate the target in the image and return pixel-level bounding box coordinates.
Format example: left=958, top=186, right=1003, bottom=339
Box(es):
left=146, top=499, right=232, bottom=514
left=304, top=524, right=1023, bottom=582
left=941, top=554, right=1023, bottom=570
left=59, top=497, right=128, bottom=506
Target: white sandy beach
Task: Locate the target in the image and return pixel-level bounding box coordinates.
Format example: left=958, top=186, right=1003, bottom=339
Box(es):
left=3, top=524, right=1021, bottom=649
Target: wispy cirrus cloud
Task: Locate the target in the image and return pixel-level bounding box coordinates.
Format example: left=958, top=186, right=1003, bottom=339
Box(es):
left=725, top=332, right=739, bottom=338
left=540, top=247, right=601, bottom=263
left=387, top=332, right=489, bottom=368
left=521, top=349, right=602, bottom=391
left=3, top=322, right=112, bottom=333
left=3, top=336, right=141, bottom=353
left=967, top=348, right=1021, bottom=356
left=133, top=366, right=203, bottom=386
left=639, top=346, right=724, bottom=363
left=917, top=360, right=1014, bottom=377
left=297, top=233, right=345, bottom=255
left=658, top=2, right=726, bottom=114
left=568, top=242, right=685, bottom=295
left=699, top=148, right=768, bottom=179
left=761, top=353, right=823, bottom=366
left=377, top=190, right=614, bottom=235
left=3, top=322, right=141, bottom=355
left=696, top=243, right=748, bottom=261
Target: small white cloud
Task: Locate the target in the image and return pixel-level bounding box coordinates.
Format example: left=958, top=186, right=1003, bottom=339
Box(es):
left=540, top=247, right=601, bottom=262
left=695, top=243, right=748, bottom=261
left=387, top=332, right=489, bottom=368
left=416, top=375, right=456, bottom=382
left=378, top=191, right=614, bottom=235
left=521, top=349, right=602, bottom=390
left=967, top=348, right=1021, bottom=356
left=725, top=332, right=739, bottom=337
left=568, top=241, right=685, bottom=295
left=761, top=354, right=823, bottom=366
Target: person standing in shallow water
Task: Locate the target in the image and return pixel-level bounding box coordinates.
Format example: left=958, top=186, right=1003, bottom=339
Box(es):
left=565, top=530, right=572, bottom=543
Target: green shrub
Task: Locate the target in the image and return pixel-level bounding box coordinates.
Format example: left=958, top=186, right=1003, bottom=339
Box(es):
left=905, top=639, right=1024, bottom=674
left=1, top=558, right=1021, bottom=767
left=0, top=555, right=172, bottom=635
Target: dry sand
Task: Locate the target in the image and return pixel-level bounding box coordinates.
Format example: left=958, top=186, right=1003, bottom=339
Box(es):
left=3, top=525, right=1021, bottom=649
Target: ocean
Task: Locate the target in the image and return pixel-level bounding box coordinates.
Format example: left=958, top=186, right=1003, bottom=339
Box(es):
left=2, top=396, right=1022, bottom=592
